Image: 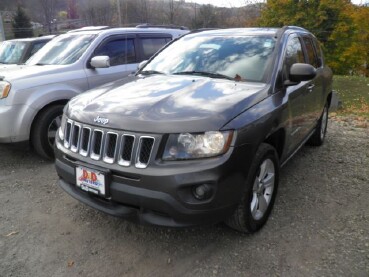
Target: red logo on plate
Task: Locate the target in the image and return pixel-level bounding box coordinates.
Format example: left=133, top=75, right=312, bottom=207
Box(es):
left=81, top=170, right=97, bottom=182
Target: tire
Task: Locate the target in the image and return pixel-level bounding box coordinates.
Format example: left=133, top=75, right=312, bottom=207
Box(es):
left=307, top=102, right=329, bottom=146
left=226, top=143, right=279, bottom=233
left=31, top=105, right=64, bottom=160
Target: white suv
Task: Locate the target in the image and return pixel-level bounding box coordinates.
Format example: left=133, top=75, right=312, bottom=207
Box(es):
left=0, top=26, right=188, bottom=159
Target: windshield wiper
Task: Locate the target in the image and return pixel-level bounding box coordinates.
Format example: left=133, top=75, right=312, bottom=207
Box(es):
left=173, top=71, right=235, bottom=81
left=139, top=70, right=165, bottom=76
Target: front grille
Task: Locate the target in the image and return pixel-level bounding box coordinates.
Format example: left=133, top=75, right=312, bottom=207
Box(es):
left=63, top=120, right=155, bottom=168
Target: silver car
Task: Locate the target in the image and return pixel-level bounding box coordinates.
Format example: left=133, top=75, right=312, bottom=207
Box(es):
left=0, top=35, right=55, bottom=69
left=0, top=26, right=188, bottom=159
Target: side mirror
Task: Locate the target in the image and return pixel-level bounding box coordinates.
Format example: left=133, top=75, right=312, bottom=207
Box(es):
left=289, top=63, right=316, bottom=83
left=90, top=56, right=110, bottom=69
left=138, top=60, right=148, bottom=70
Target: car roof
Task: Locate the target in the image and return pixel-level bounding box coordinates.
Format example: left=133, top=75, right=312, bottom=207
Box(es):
left=67, top=26, right=189, bottom=37
left=6, top=35, right=56, bottom=42
left=187, top=26, right=309, bottom=38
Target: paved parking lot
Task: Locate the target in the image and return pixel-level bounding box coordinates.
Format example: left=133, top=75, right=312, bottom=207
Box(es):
left=0, top=120, right=368, bottom=277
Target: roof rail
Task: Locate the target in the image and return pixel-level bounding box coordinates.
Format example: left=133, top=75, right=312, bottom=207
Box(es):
left=189, top=28, right=220, bottom=34
left=136, top=24, right=189, bottom=30
left=275, top=25, right=308, bottom=38
left=67, top=26, right=111, bottom=33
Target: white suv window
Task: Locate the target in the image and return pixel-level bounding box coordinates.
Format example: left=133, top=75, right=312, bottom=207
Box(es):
left=95, top=38, right=136, bottom=66
left=141, top=37, right=170, bottom=60
left=27, top=34, right=96, bottom=65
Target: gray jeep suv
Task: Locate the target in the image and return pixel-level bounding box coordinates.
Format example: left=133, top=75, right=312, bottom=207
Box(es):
left=55, top=27, right=333, bottom=233
left=0, top=26, right=188, bottom=159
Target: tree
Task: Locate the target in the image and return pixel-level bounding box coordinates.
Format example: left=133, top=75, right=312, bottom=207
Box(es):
left=38, top=0, right=56, bottom=34
left=257, top=0, right=356, bottom=74
left=78, top=0, right=114, bottom=26
left=67, top=0, right=78, bottom=19
left=12, top=5, right=33, bottom=38
left=165, top=0, right=183, bottom=24
left=193, top=4, right=218, bottom=28
left=341, top=5, right=369, bottom=76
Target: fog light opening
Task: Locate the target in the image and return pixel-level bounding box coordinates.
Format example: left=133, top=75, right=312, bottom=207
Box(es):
left=192, top=184, right=212, bottom=200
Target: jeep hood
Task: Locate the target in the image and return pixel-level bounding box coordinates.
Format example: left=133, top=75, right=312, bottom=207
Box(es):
left=67, top=75, right=269, bottom=133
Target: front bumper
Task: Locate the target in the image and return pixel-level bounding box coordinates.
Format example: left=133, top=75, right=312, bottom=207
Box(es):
left=0, top=104, right=35, bottom=143
left=55, top=139, right=254, bottom=227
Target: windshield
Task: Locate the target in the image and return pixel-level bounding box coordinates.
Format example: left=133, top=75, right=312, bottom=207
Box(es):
left=27, top=34, right=96, bottom=65
left=0, top=41, right=27, bottom=64
left=142, top=34, right=276, bottom=82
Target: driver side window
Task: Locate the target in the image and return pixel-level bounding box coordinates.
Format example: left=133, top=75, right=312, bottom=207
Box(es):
left=283, top=36, right=305, bottom=80
left=94, top=38, right=136, bottom=66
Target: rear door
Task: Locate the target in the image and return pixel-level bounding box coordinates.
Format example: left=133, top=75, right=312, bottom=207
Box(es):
left=137, top=34, right=172, bottom=62
left=85, top=34, right=138, bottom=89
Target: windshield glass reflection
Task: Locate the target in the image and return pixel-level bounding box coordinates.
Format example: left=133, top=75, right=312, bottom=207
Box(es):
left=27, top=34, right=96, bottom=65
left=0, top=41, right=26, bottom=64
left=143, top=34, right=276, bottom=82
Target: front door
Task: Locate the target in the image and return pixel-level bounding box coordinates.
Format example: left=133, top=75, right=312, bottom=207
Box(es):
left=282, top=35, right=311, bottom=154
left=85, top=36, right=138, bottom=89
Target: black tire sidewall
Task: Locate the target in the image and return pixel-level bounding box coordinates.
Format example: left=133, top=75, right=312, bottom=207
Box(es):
left=31, top=105, right=64, bottom=159
left=243, top=144, right=280, bottom=232
left=308, top=102, right=329, bottom=146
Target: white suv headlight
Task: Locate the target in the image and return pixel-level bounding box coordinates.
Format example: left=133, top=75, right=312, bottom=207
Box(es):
left=0, top=81, right=11, bottom=99
left=163, top=131, right=233, bottom=160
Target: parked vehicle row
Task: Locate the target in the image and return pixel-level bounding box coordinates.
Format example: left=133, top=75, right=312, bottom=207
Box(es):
left=53, top=26, right=333, bottom=232
left=0, top=26, right=189, bottom=159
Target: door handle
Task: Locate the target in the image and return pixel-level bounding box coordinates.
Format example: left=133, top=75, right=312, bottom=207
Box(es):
left=307, top=84, right=315, bottom=92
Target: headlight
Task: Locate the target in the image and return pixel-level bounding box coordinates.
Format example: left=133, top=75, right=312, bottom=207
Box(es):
left=58, top=114, right=67, bottom=141
left=0, top=81, right=11, bottom=99
left=163, top=131, right=233, bottom=160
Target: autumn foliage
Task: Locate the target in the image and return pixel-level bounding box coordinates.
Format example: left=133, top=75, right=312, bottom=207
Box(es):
left=258, top=0, right=369, bottom=76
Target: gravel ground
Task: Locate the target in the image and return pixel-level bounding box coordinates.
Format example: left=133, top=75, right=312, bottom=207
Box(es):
left=0, top=119, right=368, bottom=277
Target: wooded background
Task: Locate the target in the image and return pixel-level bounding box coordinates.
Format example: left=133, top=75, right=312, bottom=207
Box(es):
left=2, top=0, right=369, bottom=75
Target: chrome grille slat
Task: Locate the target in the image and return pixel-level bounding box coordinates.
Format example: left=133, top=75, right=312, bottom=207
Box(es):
left=62, top=119, right=155, bottom=168
left=64, top=120, right=73, bottom=148
left=118, top=135, right=135, bottom=167
left=70, top=124, right=81, bottom=152
left=135, top=137, right=155, bottom=169
left=90, top=130, right=104, bottom=160
left=79, top=127, right=91, bottom=157
left=103, top=132, right=118, bottom=164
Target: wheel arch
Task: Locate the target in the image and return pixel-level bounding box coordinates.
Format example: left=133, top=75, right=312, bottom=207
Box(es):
left=30, top=99, right=69, bottom=142
left=263, top=128, right=286, bottom=161
left=327, top=91, right=333, bottom=107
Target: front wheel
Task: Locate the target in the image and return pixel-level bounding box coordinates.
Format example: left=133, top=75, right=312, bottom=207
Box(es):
left=31, top=105, right=64, bottom=160
left=226, top=143, right=280, bottom=233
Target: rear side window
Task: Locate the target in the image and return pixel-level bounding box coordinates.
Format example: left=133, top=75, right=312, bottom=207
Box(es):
left=141, top=37, right=170, bottom=60
left=302, top=37, right=319, bottom=68
left=283, top=36, right=305, bottom=80
left=312, top=39, right=323, bottom=67
left=95, top=38, right=136, bottom=66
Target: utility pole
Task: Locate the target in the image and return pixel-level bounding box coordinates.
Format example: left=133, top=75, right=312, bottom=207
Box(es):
left=0, top=13, right=5, bottom=41
left=117, top=0, right=122, bottom=27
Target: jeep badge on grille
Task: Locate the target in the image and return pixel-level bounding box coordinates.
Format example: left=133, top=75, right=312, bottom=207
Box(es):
left=94, top=116, right=109, bottom=125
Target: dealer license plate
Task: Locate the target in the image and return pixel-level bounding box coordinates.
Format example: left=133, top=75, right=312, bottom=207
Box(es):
left=76, top=166, right=106, bottom=196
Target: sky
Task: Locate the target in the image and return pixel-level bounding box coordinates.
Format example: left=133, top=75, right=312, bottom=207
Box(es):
left=189, top=0, right=367, bottom=7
